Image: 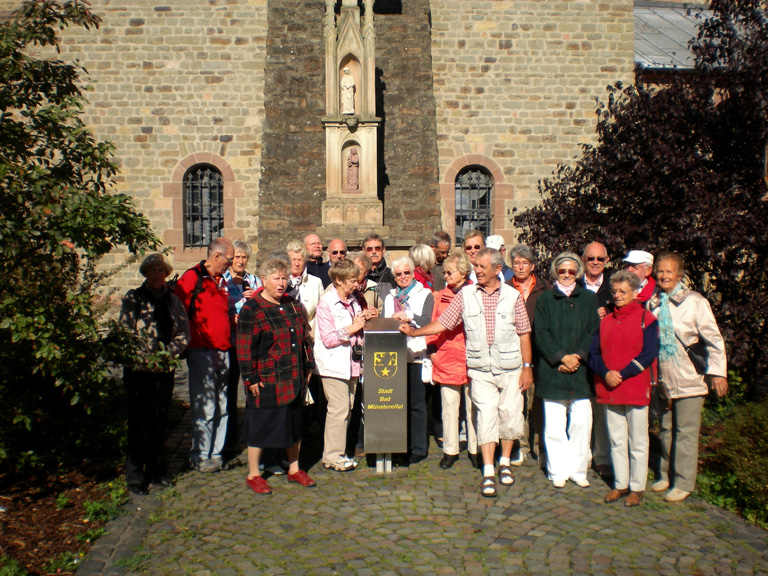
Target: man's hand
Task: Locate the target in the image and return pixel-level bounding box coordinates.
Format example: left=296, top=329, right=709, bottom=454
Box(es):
left=399, top=323, right=415, bottom=337
left=711, top=376, right=728, bottom=397
left=520, top=366, right=533, bottom=391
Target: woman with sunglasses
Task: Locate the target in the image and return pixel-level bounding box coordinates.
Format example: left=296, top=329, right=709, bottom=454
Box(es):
left=534, top=252, right=599, bottom=489
left=384, top=256, right=435, bottom=464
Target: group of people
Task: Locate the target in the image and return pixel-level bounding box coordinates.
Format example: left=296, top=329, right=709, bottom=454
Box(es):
left=119, top=230, right=728, bottom=505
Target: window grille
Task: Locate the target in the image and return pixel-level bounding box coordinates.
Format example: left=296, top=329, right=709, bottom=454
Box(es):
left=455, top=168, right=493, bottom=246
left=183, top=165, right=224, bottom=248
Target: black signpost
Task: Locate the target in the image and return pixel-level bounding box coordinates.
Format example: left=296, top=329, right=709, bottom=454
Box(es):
left=363, top=317, right=408, bottom=472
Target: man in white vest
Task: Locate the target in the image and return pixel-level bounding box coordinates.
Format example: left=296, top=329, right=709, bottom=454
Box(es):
left=399, top=248, right=533, bottom=498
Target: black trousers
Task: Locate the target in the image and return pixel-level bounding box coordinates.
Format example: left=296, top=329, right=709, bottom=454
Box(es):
left=124, top=369, right=174, bottom=486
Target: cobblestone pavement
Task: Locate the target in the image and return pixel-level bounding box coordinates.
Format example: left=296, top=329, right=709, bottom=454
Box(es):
left=79, top=376, right=768, bottom=576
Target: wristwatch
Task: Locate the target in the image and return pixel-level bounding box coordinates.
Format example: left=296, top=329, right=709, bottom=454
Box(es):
left=522, top=362, right=534, bottom=368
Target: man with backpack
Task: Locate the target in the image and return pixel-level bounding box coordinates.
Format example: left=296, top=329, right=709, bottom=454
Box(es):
left=175, top=237, right=236, bottom=472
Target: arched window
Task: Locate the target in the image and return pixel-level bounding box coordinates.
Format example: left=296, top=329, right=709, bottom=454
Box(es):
left=183, top=164, right=224, bottom=248
left=455, top=167, right=493, bottom=246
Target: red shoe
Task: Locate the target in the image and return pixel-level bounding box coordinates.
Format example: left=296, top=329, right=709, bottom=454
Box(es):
left=287, top=469, right=317, bottom=488
left=246, top=475, right=272, bottom=495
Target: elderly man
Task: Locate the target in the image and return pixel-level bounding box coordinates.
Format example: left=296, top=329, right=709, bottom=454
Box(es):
left=327, top=238, right=347, bottom=265
left=506, top=244, right=550, bottom=467
left=175, top=237, right=235, bottom=472
left=486, top=235, right=513, bottom=282
left=623, top=250, right=656, bottom=303
left=581, top=241, right=614, bottom=479
left=303, top=233, right=330, bottom=288
left=463, top=230, right=485, bottom=283
left=582, top=242, right=613, bottom=318
left=400, top=248, right=533, bottom=498
left=430, top=231, right=452, bottom=291
left=363, top=233, right=395, bottom=302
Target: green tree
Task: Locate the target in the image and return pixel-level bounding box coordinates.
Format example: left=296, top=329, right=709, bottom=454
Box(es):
left=0, top=0, right=159, bottom=470
left=513, top=0, right=768, bottom=389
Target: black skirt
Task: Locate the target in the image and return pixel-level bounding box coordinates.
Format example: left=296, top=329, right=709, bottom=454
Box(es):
left=241, top=393, right=303, bottom=448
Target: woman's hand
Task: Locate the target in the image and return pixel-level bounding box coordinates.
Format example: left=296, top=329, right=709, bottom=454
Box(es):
left=560, top=353, right=581, bottom=372
left=365, top=307, right=379, bottom=319
left=605, top=370, right=623, bottom=389
left=349, top=312, right=366, bottom=334
left=243, top=289, right=255, bottom=299
left=247, top=381, right=265, bottom=396
left=391, top=311, right=409, bottom=323
left=711, top=376, right=728, bottom=397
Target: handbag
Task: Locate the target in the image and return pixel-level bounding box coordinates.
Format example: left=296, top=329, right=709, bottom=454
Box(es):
left=674, top=331, right=708, bottom=375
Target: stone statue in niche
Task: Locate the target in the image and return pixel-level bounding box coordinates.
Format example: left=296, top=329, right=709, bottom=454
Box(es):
left=340, top=67, right=356, bottom=114
left=345, top=147, right=359, bottom=190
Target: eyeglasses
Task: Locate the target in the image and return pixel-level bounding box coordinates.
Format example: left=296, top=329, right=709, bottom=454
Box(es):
left=395, top=271, right=413, bottom=277
left=586, top=256, right=607, bottom=262
left=464, top=244, right=483, bottom=251
left=557, top=268, right=577, bottom=276
left=331, top=250, right=347, bottom=256
left=365, top=245, right=383, bottom=253
left=611, top=288, right=631, bottom=295
left=220, top=254, right=233, bottom=265
left=512, top=260, right=532, bottom=268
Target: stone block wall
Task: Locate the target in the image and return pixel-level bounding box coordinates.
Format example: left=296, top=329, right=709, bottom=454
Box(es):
left=430, top=0, right=636, bottom=246
left=1, top=0, right=269, bottom=289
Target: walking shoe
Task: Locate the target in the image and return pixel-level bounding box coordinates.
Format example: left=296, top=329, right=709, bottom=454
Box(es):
left=323, top=457, right=357, bottom=472
left=510, top=452, right=527, bottom=467
left=198, top=459, right=222, bottom=473
left=468, top=453, right=481, bottom=469
left=246, top=475, right=272, bottom=495
left=571, top=477, right=590, bottom=488
left=604, top=488, right=629, bottom=503
left=652, top=479, right=670, bottom=492
left=552, top=479, right=567, bottom=489
left=439, top=454, right=459, bottom=469
left=625, top=491, right=644, bottom=507
left=664, top=488, right=691, bottom=502
left=287, top=469, right=317, bottom=488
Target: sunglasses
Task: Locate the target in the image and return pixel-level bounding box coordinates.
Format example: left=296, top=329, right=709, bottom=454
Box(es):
left=365, top=246, right=383, bottom=253
left=586, top=256, right=607, bottom=262
left=331, top=250, right=347, bottom=256
left=557, top=268, right=577, bottom=276
left=395, top=271, right=413, bottom=277
left=464, top=244, right=483, bottom=251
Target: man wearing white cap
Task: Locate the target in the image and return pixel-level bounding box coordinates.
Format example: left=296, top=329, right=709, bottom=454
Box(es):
left=623, top=250, right=656, bottom=303
left=486, top=235, right=513, bottom=282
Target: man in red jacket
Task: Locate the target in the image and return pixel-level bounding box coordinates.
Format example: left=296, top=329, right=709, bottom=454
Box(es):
left=175, top=237, right=235, bottom=472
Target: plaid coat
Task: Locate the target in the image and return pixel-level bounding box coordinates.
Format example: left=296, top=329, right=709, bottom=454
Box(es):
left=237, top=293, right=315, bottom=409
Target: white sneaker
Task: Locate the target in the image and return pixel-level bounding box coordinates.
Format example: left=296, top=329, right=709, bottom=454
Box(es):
left=664, top=488, right=691, bottom=502
left=571, top=477, right=590, bottom=488
left=552, top=479, right=567, bottom=489
left=652, top=480, right=670, bottom=492
left=510, top=452, right=527, bottom=467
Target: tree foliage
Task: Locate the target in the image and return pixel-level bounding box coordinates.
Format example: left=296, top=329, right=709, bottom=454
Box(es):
left=513, top=0, right=768, bottom=388
left=0, top=0, right=159, bottom=470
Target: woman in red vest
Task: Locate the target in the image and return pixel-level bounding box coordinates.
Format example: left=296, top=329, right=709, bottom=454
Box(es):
left=589, top=270, right=659, bottom=507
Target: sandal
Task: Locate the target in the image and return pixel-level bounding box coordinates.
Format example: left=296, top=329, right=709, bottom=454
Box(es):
left=481, top=476, right=497, bottom=498
left=323, top=457, right=357, bottom=472
left=498, top=465, right=515, bottom=486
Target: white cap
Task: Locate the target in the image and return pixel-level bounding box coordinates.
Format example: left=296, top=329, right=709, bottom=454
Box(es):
left=623, top=250, right=654, bottom=266
left=485, top=235, right=505, bottom=251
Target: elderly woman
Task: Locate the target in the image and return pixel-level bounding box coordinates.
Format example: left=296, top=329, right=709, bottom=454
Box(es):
left=314, top=259, right=369, bottom=471
left=286, top=240, right=324, bottom=334
left=410, top=243, right=437, bottom=290
left=119, top=254, right=190, bottom=495
left=589, top=271, right=659, bottom=506
left=384, top=256, right=435, bottom=464
left=223, top=240, right=261, bottom=456
left=426, top=253, right=479, bottom=469
left=534, top=252, right=599, bottom=488
left=647, top=252, right=728, bottom=503
left=237, top=259, right=317, bottom=495
left=506, top=244, right=551, bottom=467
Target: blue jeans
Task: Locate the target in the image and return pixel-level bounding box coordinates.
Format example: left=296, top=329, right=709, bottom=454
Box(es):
left=187, top=348, right=230, bottom=463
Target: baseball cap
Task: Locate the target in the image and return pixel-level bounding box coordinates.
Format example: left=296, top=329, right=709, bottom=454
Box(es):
left=485, top=235, right=505, bottom=251
left=623, top=250, right=654, bottom=266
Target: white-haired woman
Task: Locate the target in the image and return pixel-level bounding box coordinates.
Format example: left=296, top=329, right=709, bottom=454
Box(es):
left=534, top=252, right=599, bottom=488
left=384, top=256, right=435, bottom=464
left=119, top=253, right=190, bottom=495
left=410, top=243, right=437, bottom=290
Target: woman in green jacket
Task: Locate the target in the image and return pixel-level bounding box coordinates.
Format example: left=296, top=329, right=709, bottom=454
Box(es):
left=534, top=253, right=599, bottom=489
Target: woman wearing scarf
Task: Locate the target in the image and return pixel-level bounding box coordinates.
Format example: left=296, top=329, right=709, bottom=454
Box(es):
left=589, top=270, right=659, bottom=507
left=409, top=244, right=436, bottom=290
left=647, top=252, right=728, bottom=503
left=534, top=253, right=599, bottom=489
left=384, top=256, right=435, bottom=464
left=119, top=253, right=190, bottom=495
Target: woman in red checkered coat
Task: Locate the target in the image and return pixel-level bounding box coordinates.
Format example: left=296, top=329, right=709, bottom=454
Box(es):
left=237, top=258, right=317, bottom=495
